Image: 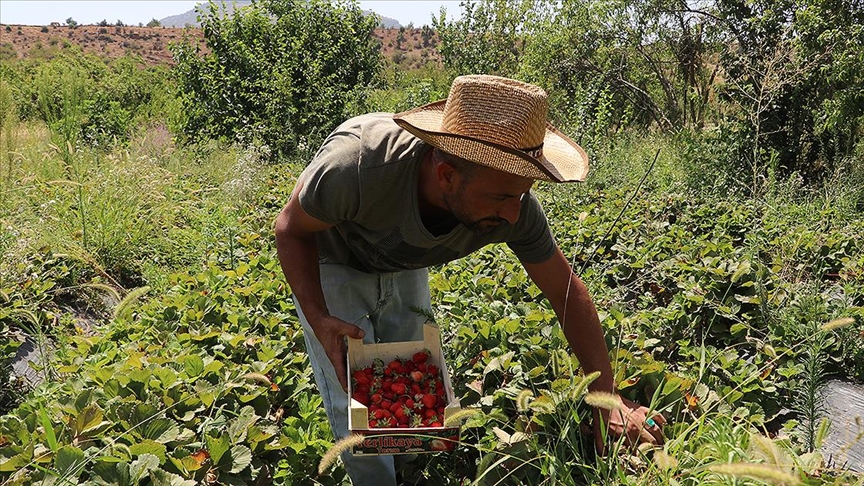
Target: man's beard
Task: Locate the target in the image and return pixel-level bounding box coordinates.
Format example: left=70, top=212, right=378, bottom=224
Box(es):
left=462, top=216, right=509, bottom=235
left=443, top=192, right=509, bottom=236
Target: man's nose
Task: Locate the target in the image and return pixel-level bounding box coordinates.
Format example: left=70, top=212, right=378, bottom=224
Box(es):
left=498, top=197, right=522, bottom=225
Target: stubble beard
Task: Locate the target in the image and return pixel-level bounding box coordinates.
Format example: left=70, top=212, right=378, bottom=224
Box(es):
left=442, top=191, right=509, bottom=236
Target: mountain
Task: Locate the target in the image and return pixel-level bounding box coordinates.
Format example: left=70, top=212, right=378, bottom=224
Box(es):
left=159, top=1, right=401, bottom=28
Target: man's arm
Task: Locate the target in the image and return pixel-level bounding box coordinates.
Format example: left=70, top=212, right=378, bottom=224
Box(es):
left=274, top=180, right=365, bottom=391
left=522, top=246, right=664, bottom=448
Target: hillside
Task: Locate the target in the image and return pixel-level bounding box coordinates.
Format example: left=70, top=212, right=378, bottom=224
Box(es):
left=0, top=24, right=441, bottom=68
left=158, top=1, right=403, bottom=28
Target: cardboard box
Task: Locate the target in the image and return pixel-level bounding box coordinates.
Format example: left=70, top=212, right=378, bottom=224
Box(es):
left=347, top=323, right=461, bottom=455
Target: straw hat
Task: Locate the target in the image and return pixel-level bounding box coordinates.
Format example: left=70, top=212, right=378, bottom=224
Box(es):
left=393, top=75, right=589, bottom=183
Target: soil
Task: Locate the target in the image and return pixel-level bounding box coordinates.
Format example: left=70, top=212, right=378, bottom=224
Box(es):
left=0, top=24, right=441, bottom=68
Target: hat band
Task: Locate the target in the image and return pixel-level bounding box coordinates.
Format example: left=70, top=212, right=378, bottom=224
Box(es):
left=522, top=144, right=543, bottom=159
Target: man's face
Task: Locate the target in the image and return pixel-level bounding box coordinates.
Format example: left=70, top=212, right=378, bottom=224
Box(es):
left=442, top=165, right=534, bottom=235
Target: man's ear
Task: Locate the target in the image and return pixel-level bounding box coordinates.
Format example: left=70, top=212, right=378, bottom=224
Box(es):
left=435, top=159, right=459, bottom=191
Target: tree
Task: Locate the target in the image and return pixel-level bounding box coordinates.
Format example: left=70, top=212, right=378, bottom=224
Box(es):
left=717, top=0, right=864, bottom=185
left=97, top=19, right=109, bottom=27
left=433, top=0, right=539, bottom=77
left=65, top=17, right=78, bottom=28
left=146, top=18, right=161, bottom=28
left=171, top=0, right=381, bottom=157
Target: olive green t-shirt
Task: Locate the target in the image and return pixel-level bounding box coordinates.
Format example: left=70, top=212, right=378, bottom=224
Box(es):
left=297, top=113, right=556, bottom=273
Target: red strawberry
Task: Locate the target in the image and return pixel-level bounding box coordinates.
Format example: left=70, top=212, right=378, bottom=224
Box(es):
left=373, top=409, right=391, bottom=420
left=352, top=391, right=369, bottom=405
left=421, top=394, right=437, bottom=409
left=412, top=350, right=429, bottom=364
left=390, top=382, right=407, bottom=395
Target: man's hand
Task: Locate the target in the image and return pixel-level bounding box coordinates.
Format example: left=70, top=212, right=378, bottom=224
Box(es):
left=593, top=394, right=666, bottom=454
left=311, top=315, right=365, bottom=391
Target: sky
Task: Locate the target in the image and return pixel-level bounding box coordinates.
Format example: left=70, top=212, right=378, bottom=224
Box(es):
left=0, top=0, right=460, bottom=27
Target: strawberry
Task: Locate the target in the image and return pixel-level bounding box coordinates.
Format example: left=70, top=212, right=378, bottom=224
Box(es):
left=353, top=352, right=449, bottom=429
left=421, top=393, right=437, bottom=409
left=352, top=391, right=369, bottom=406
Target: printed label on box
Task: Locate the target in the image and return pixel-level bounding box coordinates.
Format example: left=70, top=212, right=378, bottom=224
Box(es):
left=351, top=427, right=461, bottom=455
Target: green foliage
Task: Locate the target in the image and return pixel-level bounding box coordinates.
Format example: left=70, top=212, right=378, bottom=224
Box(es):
left=1, top=50, right=176, bottom=149
left=171, top=0, right=382, bottom=158
left=434, top=0, right=864, bottom=183
left=433, top=0, right=540, bottom=77
left=717, top=0, right=864, bottom=185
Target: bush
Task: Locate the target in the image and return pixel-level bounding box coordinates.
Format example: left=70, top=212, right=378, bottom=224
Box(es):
left=3, top=51, right=177, bottom=148
left=171, top=0, right=381, bottom=158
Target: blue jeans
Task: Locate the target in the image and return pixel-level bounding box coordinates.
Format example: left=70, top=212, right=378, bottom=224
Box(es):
left=294, top=263, right=431, bottom=486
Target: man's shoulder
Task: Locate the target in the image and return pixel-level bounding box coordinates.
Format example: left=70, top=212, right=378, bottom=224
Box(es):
left=331, top=112, right=400, bottom=140
left=326, top=112, right=425, bottom=171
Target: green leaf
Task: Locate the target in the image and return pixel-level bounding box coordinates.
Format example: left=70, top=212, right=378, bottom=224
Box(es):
left=150, top=468, right=198, bottom=486
left=141, top=419, right=180, bottom=444
left=129, top=440, right=167, bottom=464
left=226, top=445, right=252, bottom=474
left=182, top=355, right=205, bottom=377
left=206, top=433, right=231, bottom=466
left=39, top=405, right=58, bottom=452
left=92, top=461, right=132, bottom=486
left=74, top=404, right=104, bottom=436
left=55, top=445, right=86, bottom=479
left=483, top=351, right=515, bottom=375
left=228, top=406, right=258, bottom=444
left=0, top=444, right=33, bottom=473
left=129, top=453, right=160, bottom=482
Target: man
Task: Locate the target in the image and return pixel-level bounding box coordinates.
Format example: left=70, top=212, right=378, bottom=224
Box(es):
left=275, top=75, right=664, bottom=485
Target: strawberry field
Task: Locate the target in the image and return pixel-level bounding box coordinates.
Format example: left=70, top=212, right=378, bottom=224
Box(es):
left=2, top=0, right=864, bottom=483
left=1, top=133, right=862, bottom=483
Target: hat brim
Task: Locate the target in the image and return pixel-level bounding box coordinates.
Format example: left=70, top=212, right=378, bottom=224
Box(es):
left=393, top=100, right=589, bottom=183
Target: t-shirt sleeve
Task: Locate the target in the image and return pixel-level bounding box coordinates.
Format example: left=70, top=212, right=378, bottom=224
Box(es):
left=297, top=133, right=362, bottom=224
left=506, top=192, right=556, bottom=264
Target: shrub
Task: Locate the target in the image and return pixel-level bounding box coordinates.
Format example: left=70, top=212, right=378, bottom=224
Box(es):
left=171, top=0, right=381, bottom=158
